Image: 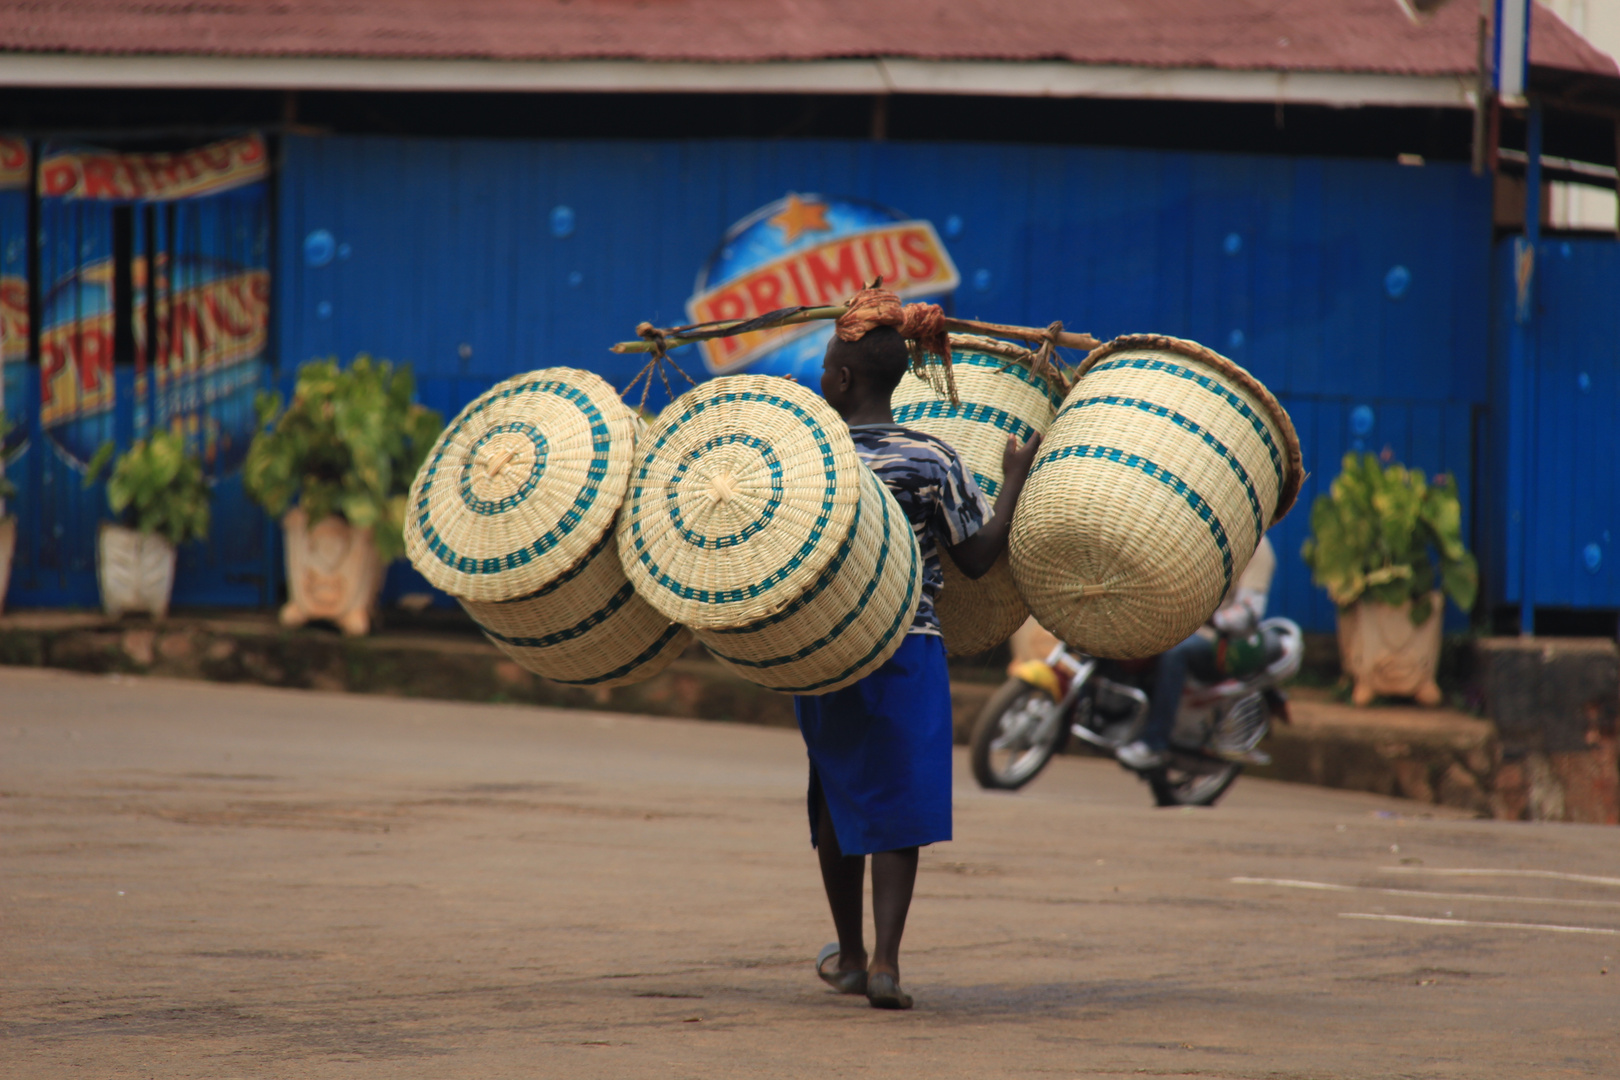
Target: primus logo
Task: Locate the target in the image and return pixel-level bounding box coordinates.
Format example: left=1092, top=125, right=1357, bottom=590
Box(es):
left=687, top=194, right=959, bottom=376
left=40, top=264, right=268, bottom=431
left=39, top=135, right=267, bottom=203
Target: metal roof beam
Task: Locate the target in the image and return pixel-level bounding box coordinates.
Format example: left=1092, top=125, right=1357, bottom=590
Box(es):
left=0, top=53, right=1475, bottom=110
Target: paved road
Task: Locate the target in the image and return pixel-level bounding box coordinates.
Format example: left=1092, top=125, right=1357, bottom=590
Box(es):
left=3, top=667, right=1617, bottom=1079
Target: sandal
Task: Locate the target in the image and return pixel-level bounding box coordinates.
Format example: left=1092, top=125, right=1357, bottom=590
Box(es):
left=865, top=971, right=913, bottom=1010
left=816, top=943, right=868, bottom=995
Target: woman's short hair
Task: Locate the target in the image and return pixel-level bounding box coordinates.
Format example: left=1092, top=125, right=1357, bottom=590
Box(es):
left=827, top=325, right=909, bottom=392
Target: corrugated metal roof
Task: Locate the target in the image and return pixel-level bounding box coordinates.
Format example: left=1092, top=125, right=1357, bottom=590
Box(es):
left=0, top=0, right=1613, bottom=79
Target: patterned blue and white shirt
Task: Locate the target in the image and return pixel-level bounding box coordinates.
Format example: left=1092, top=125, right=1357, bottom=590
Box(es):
left=849, top=424, right=991, bottom=636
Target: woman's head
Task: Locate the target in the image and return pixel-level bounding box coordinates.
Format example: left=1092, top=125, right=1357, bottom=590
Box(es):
left=821, top=325, right=908, bottom=414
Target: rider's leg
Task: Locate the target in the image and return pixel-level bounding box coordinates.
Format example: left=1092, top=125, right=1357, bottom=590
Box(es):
left=1139, top=634, right=1209, bottom=750
left=869, top=845, right=919, bottom=980
left=815, top=790, right=869, bottom=974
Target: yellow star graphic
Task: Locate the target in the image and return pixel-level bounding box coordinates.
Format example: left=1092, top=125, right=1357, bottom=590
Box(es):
left=770, top=193, right=832, bottom=244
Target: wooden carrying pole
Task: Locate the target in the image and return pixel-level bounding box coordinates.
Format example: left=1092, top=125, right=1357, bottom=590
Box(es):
left=610, top=306, right=1101, bottom=355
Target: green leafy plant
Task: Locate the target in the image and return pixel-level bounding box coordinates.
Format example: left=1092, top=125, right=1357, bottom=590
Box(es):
left=244, top=355, right=443, bottom=561
left=83, top=430, right=211, bottom=545
left=1300, top=450, right=1478, bottom=626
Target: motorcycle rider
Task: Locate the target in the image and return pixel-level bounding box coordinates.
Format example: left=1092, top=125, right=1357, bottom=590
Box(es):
left=1115, top=535, right=1277, bottom=771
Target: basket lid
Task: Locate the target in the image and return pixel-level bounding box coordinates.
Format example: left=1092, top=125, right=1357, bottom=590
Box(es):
left=945, top=333, right=1070, bottom=404
left=617, top=374, right=863, bottom=629
left=404, top=367, right=638, bottom=602
left=1077, top=334, right=1304, bottom=521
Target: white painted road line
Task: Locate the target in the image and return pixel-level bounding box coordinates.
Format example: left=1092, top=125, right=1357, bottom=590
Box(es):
left=1231, top=877, right=1620, bottom=910
left=1379, top=866, right=1620, bottom=888
left=1339, top=913, right=1620, bottom=936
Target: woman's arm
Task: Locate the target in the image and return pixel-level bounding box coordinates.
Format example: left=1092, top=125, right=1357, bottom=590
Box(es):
left=946, top=433, right=1043, bottom=580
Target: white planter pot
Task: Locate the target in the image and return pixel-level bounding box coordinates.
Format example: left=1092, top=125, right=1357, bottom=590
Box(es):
left=97, top=523, right=177, bottom=620
left=280, top=508, right=382, bottom=637
left=1336, top=592, right=1443, bottom=707
left=0, top=515, right=14, bottom=614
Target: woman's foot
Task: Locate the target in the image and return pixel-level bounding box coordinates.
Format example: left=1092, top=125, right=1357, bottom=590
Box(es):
left=865, top=970, right=913, bottom=1010
left=815, top=943, right=868, bottom=995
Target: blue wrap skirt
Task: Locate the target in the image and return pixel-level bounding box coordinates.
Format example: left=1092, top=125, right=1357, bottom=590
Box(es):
left=794, top=633, right=953, bottom=856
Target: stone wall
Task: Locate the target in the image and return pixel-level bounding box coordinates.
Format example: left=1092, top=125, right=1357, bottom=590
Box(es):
left=1476, top=637, right=1620, bottom=824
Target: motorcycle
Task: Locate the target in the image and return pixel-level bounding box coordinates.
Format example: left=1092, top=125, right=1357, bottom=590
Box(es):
left=968, top=617, right=1304, bottom=806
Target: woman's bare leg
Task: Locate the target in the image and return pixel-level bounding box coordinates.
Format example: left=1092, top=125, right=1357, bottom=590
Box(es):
left=816, top=793, right=868, bottom=974
left=869, top=846, right=918, bottom=979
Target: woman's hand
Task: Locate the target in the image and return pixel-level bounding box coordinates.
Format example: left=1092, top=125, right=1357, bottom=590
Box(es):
left=948, top=433, right=1045, bottom=581
left=1002, top=432, right=1043, bottom=485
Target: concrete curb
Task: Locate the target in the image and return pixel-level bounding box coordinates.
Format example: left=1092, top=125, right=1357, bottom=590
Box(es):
left=0, top=611, right=1586, bottom=821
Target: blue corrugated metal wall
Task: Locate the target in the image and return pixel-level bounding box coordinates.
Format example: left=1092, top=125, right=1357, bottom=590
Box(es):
left=276, top=135, right=1493, bottom=631
left=1490, top=236, right=1620, bottom=612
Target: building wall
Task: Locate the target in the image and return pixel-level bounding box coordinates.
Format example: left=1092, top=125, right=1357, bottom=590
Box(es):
left=1490, top=235, right=1620, bottom=614
left=275, top=134, right=1494, bottom=633
left=1544, top=0, right=1620, bottom=230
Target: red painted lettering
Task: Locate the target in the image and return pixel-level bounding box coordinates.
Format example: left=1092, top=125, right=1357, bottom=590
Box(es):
left=197, top=146, right=233, bottom=171
left=81, top=158, right=122, bottom=199
left=781, top=259, right=812, bottom=307
left=0, top=138, right=26, bottom=172
left=76, top=324, right=112, bottom=392
left=743, top=270, right=784, bottom=316
left=699, top=288, right=748, bottom=323
left=861, top=234, right=899, bottom=286
left=899, top=232, right=937, bottom=281
left=40, top=160, right=80, bottom=198
left=39, top=340, right=65, bottom=405
left=805, top=244, right=863, bottom=304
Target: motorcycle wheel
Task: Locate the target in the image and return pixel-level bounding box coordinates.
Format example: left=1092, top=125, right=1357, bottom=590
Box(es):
left=969, top=679, right=1069, bottom=791
left=1145, top=755, right=1242, bottom=807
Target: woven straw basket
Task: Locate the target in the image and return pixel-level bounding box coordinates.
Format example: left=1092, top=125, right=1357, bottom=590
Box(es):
left=617, top=375, right=920, bottom=694
left=1009, top=335, right=1302, bottom=659
left=697, top=467, right=920, bottom=693
left=403, top=368, right=690, bottom=687
left=891, top=334, right=1065, bottom=656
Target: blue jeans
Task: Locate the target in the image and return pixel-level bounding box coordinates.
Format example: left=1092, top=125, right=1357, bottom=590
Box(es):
left=1140, top=633, right=1220, bottom=751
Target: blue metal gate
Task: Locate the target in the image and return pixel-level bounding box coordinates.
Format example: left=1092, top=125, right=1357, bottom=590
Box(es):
left=5, top=136, right=275, bottom=609
left=1492, top=236, right=1620, bottom=615
left=276, top=135, right=1493, bottom=631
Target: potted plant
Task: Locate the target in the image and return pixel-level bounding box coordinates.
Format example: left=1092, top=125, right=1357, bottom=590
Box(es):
left=84, top=430, right=211, bottom=620
left=0, top=414, right=15, bottom=614
left=244, top=355, right=442, bottom=636
left=1301, top=450, right=1478, bottom=707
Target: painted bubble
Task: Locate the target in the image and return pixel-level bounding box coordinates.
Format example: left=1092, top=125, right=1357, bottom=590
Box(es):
left=567, top=270, right=584, bottom=288
left=304, top=229, right=335, bottom=268
left=1578, top=372, right=1591, bottom=391
left=1350, top=405, right=1375, bottom=437
left=1223, top=233, right=1242, bottom=255
left=1384, top=265, right=1411, bottom=299
left=1583, top=543, right=1603, bottom=574
left=1228, top=329, right=1245, bottom=349
left=944, top=214, right=964, bottom=239
left=972, top=268, right=992, bottom=292
left=316, top=300, right=332, bottom=319
left=550, top=205, right=576, bottom=239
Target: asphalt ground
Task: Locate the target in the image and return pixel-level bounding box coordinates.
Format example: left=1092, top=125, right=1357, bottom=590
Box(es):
left=2, top=666, right=1617, bottom=1079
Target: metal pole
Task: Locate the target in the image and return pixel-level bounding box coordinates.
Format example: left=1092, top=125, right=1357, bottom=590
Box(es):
left=1516, top=100, right=1543, bottom=636
left=1472, top=4, right=1491, bottom=175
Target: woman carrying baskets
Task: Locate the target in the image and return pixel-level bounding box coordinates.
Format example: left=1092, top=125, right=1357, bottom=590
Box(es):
left=803, top=288, right=1042, bottom=1009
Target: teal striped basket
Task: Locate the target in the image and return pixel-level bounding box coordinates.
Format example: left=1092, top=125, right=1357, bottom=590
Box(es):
left=1010, top=335, right=1302, bottom=659
left=891, top=334, right=1065, bottom=655
left=403, top=368, right=690, bottom=687
left=695, top=467, right=920, bottom=694
left=617, top=375, right=920, bottom=694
